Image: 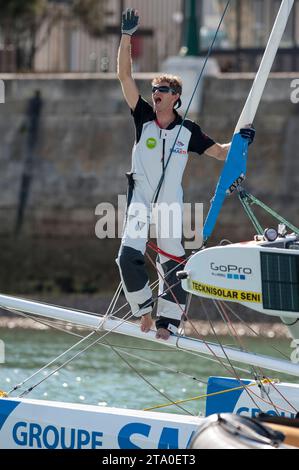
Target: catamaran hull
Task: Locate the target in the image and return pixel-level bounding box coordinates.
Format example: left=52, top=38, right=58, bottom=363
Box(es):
left=0, top=396, right=202, bottom=449
left=1, top=378, right=298, bottom=449
left=206, top=377, right=299, bottom=419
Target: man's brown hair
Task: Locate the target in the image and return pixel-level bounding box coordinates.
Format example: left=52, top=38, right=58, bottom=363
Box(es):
left=152, top=74, right=182, bottom=96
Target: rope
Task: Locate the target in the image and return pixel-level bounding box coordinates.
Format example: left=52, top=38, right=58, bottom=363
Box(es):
left=198, top=298, right=263, bottom=410
left=103, top=338, right=193, bottom=415
left=152, top=0, right=231, bottom=204
left=144, top=378, right=277, bottom=411
left=214, top=300, right=286, bottom=415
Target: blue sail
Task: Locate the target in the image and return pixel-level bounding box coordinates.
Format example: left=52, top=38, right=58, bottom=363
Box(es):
left=203, top=132, right=249, bottom=242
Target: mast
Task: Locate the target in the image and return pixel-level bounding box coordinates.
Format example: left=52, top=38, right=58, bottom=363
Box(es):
left=203, top=0, right=294, bottom=242
left=235, top=0, right=294, bottom=132
left=0, top=292, right=299, bottom=378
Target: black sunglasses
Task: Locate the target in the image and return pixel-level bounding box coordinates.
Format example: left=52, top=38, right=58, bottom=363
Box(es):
left=152, top=85, right=177, bottom=94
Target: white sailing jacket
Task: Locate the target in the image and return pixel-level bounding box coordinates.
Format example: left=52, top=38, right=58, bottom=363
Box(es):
left=130, top=96, right=215, bottom=207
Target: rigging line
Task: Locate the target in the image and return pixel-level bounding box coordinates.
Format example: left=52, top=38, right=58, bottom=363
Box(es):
left=219, top=300, right=290, bottom=360
left=17, top=310, right=135, bottom=398
left=5, top=267, right=252, bottom=396
left=30, top=292, right=252, bottom=376
left=0, top=306, right=83, bottom=338
left=8, top=331, right=103, bottom=396
left=262, top=378, right=299, bottom=414
left=107, top=274, right=166, bottom=318
left=176, top=295, right=241, bottom=377
left=146, top=251, right=186, bottom=316
left=22, top=277, right=208, bottom=396
left=215, top=300, right=284, bottom=415
left=218, top=300, right=286, bottom=368
left=111, top=343, right=251, bottom=373
left=110, top=278, right=185, bottom=325
left=16, top=299, right=137, bottom=397
left=110, top=249, right=193, bottom=319
left=170, top=294, right=249, bottom=374
left=109, top=247, right=194, bottom=318
left=16, top=269, right=194, bottom=396
left=106, top=281, right=123, bottom=317
left=2, top=297, right=251, bottom=403
left=152, top=0, right=231, bottom=204
left=137, top=274, right=251, bottom=372
left=100, top=344, right=207, bottom=384
left=202, top=300, right=288, bottom=414
left=144, top=378, right=277, bottom=412
left=147, top=241, right=186, bottom=265
left=3, top=272, right=254, bottom=400
left=156, top=264, right=244, bottom=377
left=199, top=298, right=262, bottom=411
left=145, top=251, right=238, bottom=373
left=7, top=304, right=210, bottom=389
left=102, top=337, right=193, bottom=416
left=110, top=273, right=189, bottom=324
left=0, top=292, right=133, bottom=324
left=214, top=299, right=247, bottom=351
left=175, top=291, right=194, bottom=341
left=145, top=248, right=205, bottom=321
left=216, top=300, right=265, bottom=380
left=14, top=286, right=134, bottom=393
left=21, top=311, right=248, bottom=400
left=213, top=300, right=269, bottom=398
left=3, top=307, right=84, bottom=337
left=102, top=296, right=252, bottom=376
left=0, top=295, right=111, bottom=320
left=179, top=312, right=240, bottom=376
left=10, top=307, right=248, bottom=387
left=202, top=301, right=296, bottom=414
left=7, top=296, right=237, bottom=371
left=221, top=301, right=299, bottom=414
left=4, top=259, right=247, bottom=396
left=183, top=316, right=242, bottom=378
left=108, top=247, right=195, bottom=323
left=8, top=329, right=97, bottom=395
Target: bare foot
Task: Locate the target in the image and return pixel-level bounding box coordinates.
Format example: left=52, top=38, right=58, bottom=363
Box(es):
left=140, top=313, right=153, bottom=333
left=155, top=328, right=171, bottom=340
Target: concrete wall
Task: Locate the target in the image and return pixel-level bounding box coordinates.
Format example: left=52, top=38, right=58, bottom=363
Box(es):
left=0, top=73, right=298, bottom=294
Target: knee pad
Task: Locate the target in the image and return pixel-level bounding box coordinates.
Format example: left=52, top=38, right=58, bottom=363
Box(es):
left=118, top=246, right=148, bottom=293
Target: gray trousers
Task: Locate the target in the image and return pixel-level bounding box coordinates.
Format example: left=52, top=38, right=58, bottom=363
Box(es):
left=116, top=187, right=186, bottom=327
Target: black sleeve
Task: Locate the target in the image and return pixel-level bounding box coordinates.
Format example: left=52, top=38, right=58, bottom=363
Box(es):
left=188, top=122, right=215, bottom=155
left=131, top=96, right=155, bottom=143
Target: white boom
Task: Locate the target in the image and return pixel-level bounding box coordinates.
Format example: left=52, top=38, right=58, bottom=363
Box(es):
left=0, top=293, right=299, bottom=378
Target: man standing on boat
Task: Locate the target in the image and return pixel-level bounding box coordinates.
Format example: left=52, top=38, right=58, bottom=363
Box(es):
left=117, top=8, right=255, bottom=340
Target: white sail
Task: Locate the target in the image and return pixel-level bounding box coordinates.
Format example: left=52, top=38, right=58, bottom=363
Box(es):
left=0, top=293, right=299, bottom=378
left=235, top=0, right=294, bottom=132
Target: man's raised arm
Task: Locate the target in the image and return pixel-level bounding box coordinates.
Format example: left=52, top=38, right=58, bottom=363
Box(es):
left=117, top=8, right=139, bottom=111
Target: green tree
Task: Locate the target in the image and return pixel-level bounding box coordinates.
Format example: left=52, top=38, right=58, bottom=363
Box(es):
left=0, top=0, right=107, bottom=71
left=72, top=0, right=106, bottom=36
left=0, top=0, right=47, bottom=70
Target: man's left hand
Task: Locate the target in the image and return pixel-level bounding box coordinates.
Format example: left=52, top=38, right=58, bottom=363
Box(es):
left=121, top=8, right=139, bottom=36
left=240, top=126, right=255, bottom=145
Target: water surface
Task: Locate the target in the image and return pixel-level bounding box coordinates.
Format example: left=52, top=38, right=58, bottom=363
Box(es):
left=0, top=328, right=296, bottom=416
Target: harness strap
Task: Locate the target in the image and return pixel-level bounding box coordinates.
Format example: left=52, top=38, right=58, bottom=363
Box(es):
left=147, top=241, right=186, bottom=265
